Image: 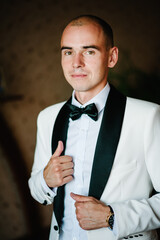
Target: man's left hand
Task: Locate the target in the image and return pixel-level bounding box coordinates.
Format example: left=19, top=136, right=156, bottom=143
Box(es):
left=70, top=192, right=110, bottom=230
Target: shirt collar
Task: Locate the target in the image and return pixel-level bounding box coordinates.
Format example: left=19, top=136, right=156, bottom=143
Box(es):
left=71, top=83, right=110, bottom=114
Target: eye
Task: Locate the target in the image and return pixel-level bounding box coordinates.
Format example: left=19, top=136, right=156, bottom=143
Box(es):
left=85, top=50, right=95, bottom=55
left=64, top=51, right=72, bottom=56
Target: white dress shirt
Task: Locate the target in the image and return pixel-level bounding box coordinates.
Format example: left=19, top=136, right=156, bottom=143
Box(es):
left=59, top=84, right=110, bottom=240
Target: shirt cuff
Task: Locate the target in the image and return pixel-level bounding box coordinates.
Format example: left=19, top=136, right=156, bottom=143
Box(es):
left=112, top=214, right=117, bottom=235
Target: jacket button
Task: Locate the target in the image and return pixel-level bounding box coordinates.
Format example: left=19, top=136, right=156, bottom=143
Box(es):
left=47, top=192, right=50, bottom=196
left=42, top=200, right=47, bottom=205
left=54, top=225, right=58, bottom=231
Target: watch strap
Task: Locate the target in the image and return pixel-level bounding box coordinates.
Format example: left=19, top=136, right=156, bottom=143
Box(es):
left=106, top=205, right=114, bottom=229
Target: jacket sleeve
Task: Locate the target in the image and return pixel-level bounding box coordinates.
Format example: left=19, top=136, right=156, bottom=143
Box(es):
left=28, top=107, right=58, bottom=205
left=111, top=104, right=160, bottom=238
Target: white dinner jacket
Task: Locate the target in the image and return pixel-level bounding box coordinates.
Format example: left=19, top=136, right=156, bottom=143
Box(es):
left=28, top=87, right=160, bottom=240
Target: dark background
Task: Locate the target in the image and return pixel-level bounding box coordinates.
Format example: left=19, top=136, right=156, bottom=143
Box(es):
left=0, top=0, right=160, bottom=239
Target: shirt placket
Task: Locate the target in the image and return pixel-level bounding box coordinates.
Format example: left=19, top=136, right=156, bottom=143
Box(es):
left=72, top=115, right=89, bottom=240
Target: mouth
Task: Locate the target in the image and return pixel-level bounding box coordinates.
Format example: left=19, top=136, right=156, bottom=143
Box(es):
left=71, top=74, right=87, bottom=78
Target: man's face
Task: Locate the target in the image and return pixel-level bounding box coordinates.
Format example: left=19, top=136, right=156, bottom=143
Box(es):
left=61, top=22, right=111, bottom=100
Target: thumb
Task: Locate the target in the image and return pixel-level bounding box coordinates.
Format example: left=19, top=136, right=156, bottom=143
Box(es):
left=70, top=192, right=91, bottom=202
left=52, top=141, right=64, bottom=157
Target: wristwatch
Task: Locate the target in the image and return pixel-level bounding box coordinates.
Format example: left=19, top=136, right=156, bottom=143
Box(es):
left=106, top=205, right=114, bottom=229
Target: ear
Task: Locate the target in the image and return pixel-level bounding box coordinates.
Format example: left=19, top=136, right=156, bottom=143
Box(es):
left=108, top=47, right=118, bottom=68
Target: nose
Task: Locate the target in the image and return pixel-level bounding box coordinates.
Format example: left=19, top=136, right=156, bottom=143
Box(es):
left=72, top=53, right=85, bottom=68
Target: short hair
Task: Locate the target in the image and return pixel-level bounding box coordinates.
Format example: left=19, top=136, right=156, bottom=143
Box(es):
left=67, top=14, right=114, bottom=49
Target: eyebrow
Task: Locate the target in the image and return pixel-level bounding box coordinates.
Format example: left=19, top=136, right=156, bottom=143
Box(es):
left=61, top=47, right=72, bottom=51
left=61, top=45, right=100, bottom=51
left=83, top=45, right=100, bottom=50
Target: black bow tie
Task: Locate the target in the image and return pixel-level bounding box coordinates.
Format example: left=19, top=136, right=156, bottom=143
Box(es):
left=67, top=103, right=98, bottom=121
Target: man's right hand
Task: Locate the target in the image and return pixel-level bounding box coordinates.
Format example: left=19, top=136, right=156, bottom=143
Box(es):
left=43, top=141, right=74, bottom=188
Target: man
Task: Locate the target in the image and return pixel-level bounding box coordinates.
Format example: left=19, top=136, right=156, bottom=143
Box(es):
left=28, top=15, right=160, bottom=240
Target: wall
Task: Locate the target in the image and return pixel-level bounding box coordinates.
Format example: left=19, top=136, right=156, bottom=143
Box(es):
left=0, top=0, right=159, bottom=239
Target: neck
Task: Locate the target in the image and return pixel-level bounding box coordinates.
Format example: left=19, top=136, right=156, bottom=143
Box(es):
left=75, top=92, right=93, bottom=105
left=75, top=83, right=107, bottom=105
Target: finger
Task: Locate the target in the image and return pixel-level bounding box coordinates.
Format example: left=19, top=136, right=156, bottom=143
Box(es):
left=63, top=175, right=73, bottom=185
left=62, top=168, right=74, bottom=178
left=61, top=161, right=74, bottom=170
left=70, top=192, right=91, bottom=202
left=59, top=155, right=73, bottom=164
left=52, top=141, right=64, bottom=158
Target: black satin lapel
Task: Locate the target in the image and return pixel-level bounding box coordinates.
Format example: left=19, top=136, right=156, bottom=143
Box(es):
left=89, top=85, right=126, bottom=199
left=51, top=97, right=71, bottom=154
left=51, top=97, right=71, bottom=230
